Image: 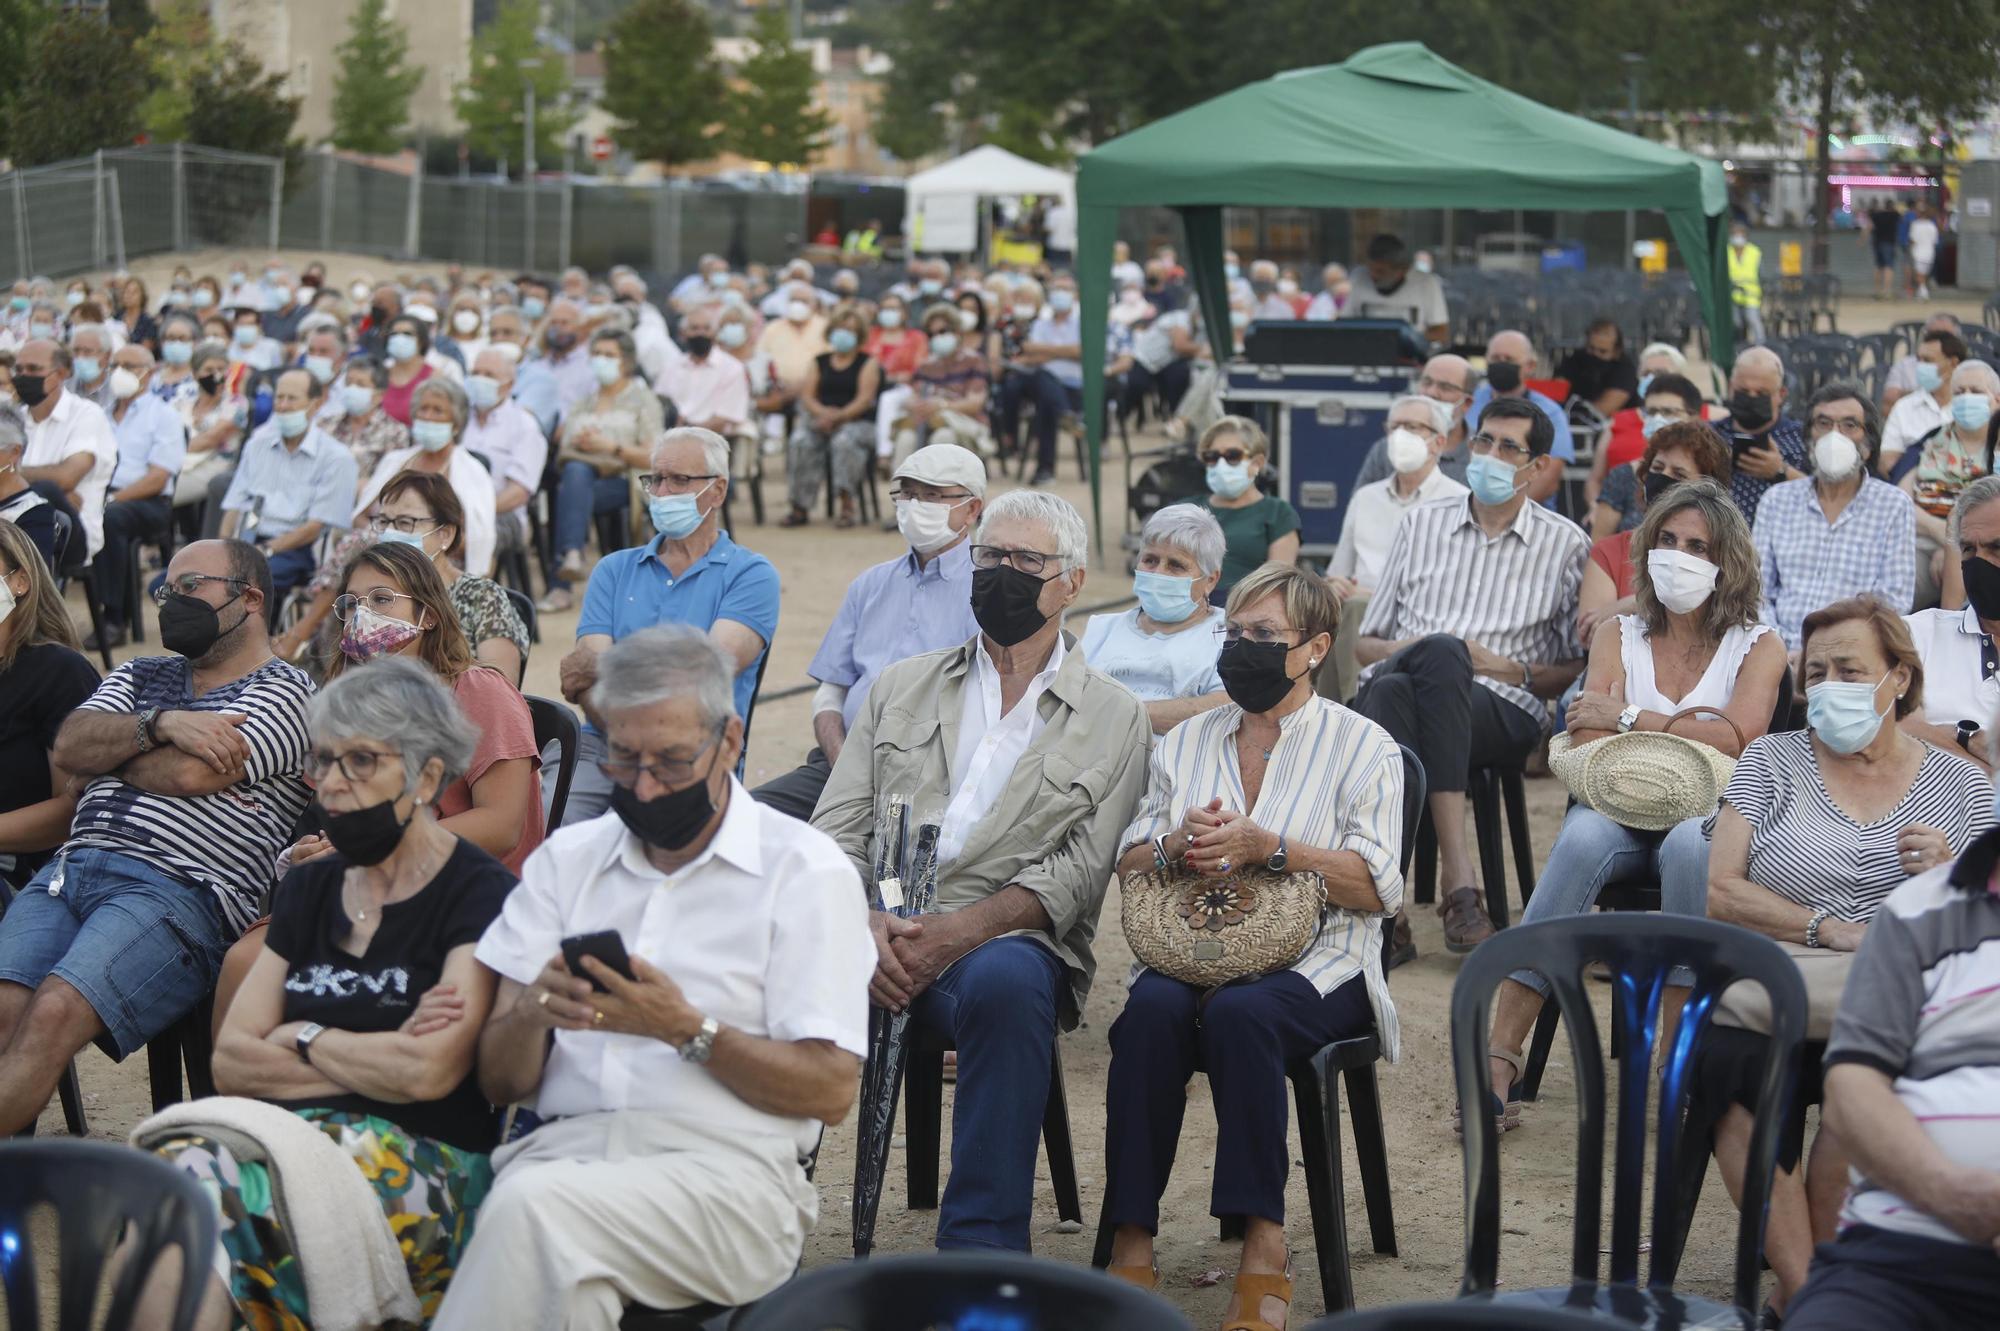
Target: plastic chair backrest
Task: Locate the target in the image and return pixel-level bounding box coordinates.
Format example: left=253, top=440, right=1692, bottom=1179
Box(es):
left=1449, top=914, right=1806, bottom=1313
left=48, top=504, right=75, bottom=574
left=1397, top=744, right=1425, bottom=876
left=737, top=646, right=771, bottom=779
left=504, top=583, right=538, bottom=647
left=1301, top=1301, right=1616, bottom=1331
left=732, top=1251, right=1195, bottom=1331
left=0, top=1139, right=219, bottom=1331
left=525, top=695, right=580, bottom=828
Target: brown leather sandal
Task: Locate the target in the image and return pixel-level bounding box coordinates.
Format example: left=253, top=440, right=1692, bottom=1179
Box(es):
left=1222, top=1262, right=1294, bottom=1331
left=1439, top=885, right=1496, bottom=953
left=1106, top=1263, right=1158, bottom=1291
left=1451, top=1044, right=1525, bottom=1137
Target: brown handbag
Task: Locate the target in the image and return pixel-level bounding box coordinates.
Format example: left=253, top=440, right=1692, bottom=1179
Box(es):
left=1119, top=861, right=1325, bottom=987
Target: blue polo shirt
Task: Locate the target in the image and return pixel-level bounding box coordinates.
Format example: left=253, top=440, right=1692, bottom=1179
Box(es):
left=577, top=530, right=781, bottom=721
left=109, top=391, right=189, bottom=494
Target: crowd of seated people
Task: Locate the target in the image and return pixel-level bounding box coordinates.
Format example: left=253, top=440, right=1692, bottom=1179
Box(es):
left=10, top=244, right=2000, bottom=1330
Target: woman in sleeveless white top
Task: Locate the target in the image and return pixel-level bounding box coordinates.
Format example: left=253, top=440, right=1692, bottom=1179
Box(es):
left=1468, top=479, right=1791, bottom=1133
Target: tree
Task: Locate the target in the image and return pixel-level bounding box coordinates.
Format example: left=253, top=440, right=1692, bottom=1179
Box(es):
left=8, top=15, right=146, bottom=166
left=330, top=0, right=424, bottom=153
left=723, top=7, right=832, bottom=168
left=135, top=0, right=213, bottom=144
left=187, top=45, right=303, bottom=163
left=600, top=0, right=726, bottom=170
left=0, top=0, right=49, bottom=159
left=458, top=0, right=577, bottom=171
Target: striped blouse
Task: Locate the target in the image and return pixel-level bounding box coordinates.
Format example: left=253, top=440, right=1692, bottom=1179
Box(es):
left=1707, top=730, right=1995, bottom=923
left=1356, top=493, right=1587, bottom=722
left=1120, top=695, right=1406, bottom=1061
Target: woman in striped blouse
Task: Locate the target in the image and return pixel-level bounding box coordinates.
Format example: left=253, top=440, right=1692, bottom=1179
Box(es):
left=1103, top=563, right=1404, bottom=1331
left=1694, top=596, right=1994, bottom=1320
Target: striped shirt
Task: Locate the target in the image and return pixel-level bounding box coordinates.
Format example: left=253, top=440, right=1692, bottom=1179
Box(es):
left=1356, top=493, right=1588, bottom=721
left=1120, top=695, right=1405, bottom=1061
left=65, top=655, right=315, bottom=932
left=1705, top=731, right=1994, bottom=923
left=1752, top=476, right=1918, bottom=649
left=1825, top=834, right=2000, bottom=1245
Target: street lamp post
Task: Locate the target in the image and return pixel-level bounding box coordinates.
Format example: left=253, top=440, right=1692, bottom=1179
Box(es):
left=522, top=58, right=542, bottom=269
left=1622, top=52, right=1644, bottom=271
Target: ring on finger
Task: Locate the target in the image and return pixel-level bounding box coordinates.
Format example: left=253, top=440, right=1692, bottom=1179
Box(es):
left=536, top=991, right=550, bottom=1008
left=592, top=1009, right=605, bottom=1026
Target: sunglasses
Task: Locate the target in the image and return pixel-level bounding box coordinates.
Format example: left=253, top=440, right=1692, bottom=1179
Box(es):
left=1200, top=448, right=1250, bottom=466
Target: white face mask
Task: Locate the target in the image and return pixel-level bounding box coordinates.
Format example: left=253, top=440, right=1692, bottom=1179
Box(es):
left=452, top=309, right=481, bottom=335
left=894, top=497, right=966, bottom=554
left=1646, top=547, right=1720, bottom=614
left=786, top=299, right=812, bottom=323
left=1385, top=427, right=1431, bottom=475
left=1812, top=429, right=1861, bottom=482
left=109, top=367, right=142, bottom=400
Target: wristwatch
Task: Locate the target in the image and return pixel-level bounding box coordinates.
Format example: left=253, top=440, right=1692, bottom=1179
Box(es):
left=678, top=1015, right=720, bottom=1065
left=136, top=706, right=161, bottom=753
left=1617, top=703, right=1642, bottom=733
left=1265, top=834, right=1289, bottom=872
left=295, top=1022, right=326, bottom=1064
left=1519, top=660, right=1534, bottom=690
left=1955, top=719, right=1982, bottom=755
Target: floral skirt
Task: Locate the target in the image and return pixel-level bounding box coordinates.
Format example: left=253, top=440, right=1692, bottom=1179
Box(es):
left=152, top=1108, right=494, bottom=1330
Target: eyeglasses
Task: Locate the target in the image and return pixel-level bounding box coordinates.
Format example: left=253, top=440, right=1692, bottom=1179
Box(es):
left=1199, top=448, right=1250, bottom=466
left=1468, top=432, right=1533, bottom=464
left=597, top=726, right=724, bottom=789
left=305, top=746, right=398, bottom=784
left=150, top=573, right=245, bottom=605
left=1808, top=413, right=1868, bottom=438
left=1217, top=624, right=1305, bottom=646
left=333, top=589, right=418, bottom=622
left=1417, top=373, right=1470, bottom=400
left=970, top=544, right=1057, bottom=576
left=636, top=471, right=720, bottom=496
left=1392, top=420, right=1441, bottom=440
left=889, top=486, right=974, bottom=505
left=367, top=514, right=440, bottom=535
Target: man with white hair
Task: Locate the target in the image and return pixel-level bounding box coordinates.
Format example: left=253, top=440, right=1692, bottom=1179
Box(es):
left=1323, top=393, right=1469, bottom=701
left=1352, top=352, right=1478, bottom=489
left=461, top=345, right=548, bottom=560
left=556, top=427, right=779, bottom=825
left=440, top=624, right=874, bottom=1328
left=66, top=323, right=116, bottom=412
left=1462, top=329, right=1575, bottom=500
left=815, top=490, right=1149, bottom=1252
left=1247, top=259, right=1294, bottom=322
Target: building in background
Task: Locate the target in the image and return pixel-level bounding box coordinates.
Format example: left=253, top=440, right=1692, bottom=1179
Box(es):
left=207, top=0, right=473, bottom=144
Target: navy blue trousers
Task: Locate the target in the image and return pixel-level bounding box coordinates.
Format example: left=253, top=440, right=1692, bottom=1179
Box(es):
left=907, top=935, right=1063, bottom=1252
left=1787, top=1225, right=2000, bottom=1330
left=1103, top=968, right=1372, bottom=1232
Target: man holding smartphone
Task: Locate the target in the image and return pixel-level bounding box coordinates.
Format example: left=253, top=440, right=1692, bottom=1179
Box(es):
left=1718, top=345, right=1808, bottom=527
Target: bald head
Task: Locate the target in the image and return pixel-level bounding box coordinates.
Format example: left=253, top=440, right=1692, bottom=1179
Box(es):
left=1486, top=330, right=1535, bottom=370
left=1419, top=352, right=1475, bottom=423
left=1733, top=345, right=1785, bottom=385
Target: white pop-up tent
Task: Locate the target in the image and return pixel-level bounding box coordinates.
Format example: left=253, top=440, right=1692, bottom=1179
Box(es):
left=903, top=144, right=1075, bottom=255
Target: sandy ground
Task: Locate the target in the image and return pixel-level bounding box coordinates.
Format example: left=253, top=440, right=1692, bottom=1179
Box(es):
left=31, top=286, right=1988, bottom=1324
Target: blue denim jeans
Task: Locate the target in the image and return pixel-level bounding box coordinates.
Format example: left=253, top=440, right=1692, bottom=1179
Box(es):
left=552, top=462, right=630, bottom=585
left=906, top=935, right=1063, bottom=1252
left=1507, top=806, right=1711, bottom=995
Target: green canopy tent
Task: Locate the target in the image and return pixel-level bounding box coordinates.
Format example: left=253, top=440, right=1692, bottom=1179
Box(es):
left=1075, top=41, right=1734, bottom=555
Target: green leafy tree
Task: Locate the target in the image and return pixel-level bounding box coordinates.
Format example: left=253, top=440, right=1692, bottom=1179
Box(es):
left=459, top=0, right=577, bottom=170
left=0, top=0, right=50, bottom=159
left=187, top=45, right=303, bottom=163
left=723, top=7, right=832, bottom=168
left=135, top=0, right=213, bottom=144
left=8, top=15, right=146, bottom=166
left=330, top=0, right=424, bottom=153
left=601, top=0, right=726, bottom=169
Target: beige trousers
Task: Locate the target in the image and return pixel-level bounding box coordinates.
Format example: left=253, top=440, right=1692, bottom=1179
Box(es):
left=431, top=1111, right=817, bottom=1331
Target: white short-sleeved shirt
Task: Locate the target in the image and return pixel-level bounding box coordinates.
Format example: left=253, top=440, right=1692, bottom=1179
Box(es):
left=1338, top=267, right=1449, bottom=332
left=1882, top=388, right=1948, bottom=462
left=1906, top=605, right=2000, bottom=729
left=24, top=389, right=117, bottom=558
left=475, top=782, right=875, bottom=1154
left=1079, top=607, right=1225, bottom=704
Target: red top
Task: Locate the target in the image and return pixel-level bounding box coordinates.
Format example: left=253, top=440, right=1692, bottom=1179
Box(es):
left=866, top=328, right=927, bottom=379
left=1589, top=529, right=1638, bottom=599
left=436, top=666, right=545, bottom=874
left=1605, top=403, right=1716, bottom=469
left=379, top=362, right=434, bottom=426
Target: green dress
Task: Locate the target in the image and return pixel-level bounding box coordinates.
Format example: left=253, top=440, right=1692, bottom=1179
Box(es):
left=1202, top=493, right=1302, bottom=603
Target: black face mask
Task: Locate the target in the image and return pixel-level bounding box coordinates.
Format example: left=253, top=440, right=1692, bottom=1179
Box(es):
left=970, top=565, right=1054, bottom=647
left=314, top=794, right=414, bottom=867
left=196, top=372, right=225, bottom=396
left=1486, top=361, right=1522, bottom=394
left=1642, top=469, right=1679, bottom=506
left=1964, top=557, right=2000, bottom=621
left=1217, top=637, right=1305, bottom=714
left=158, top=589, right=247, bottom=659
left=12, top=373, right=46, bottom=408
left=546, top=327, right=578, bottom=353
left=1250, top=280, right=1275, bottom=298
left=683, top=335, right=714, bottom=359
left=1728, top=390, right=1774, bottom=433
left=610, top=760, right=721, bottom=851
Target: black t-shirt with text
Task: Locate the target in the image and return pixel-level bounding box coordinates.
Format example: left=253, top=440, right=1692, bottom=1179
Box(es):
left=265, top=838, right=514, bottom=1152
left=1555, top=350, right=1639, bottom=408
left=0, top=643, right=100, bottom=875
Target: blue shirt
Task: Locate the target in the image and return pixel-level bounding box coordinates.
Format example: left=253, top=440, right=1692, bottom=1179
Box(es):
left=219, top=423, right=359, bottom=540
left=1078, top=605, right=1225, bottom=704
left=1753, top=475, right=1917, bottom=650
left=808, top=540, right=982, bottom=729
left=1466, top=385, right=1576, bottom=462
left=511, top=359, right=560, bottom=437
left=577, top=530, right=782, bottom=721
left=1720, top=416, right=1808, bottom=526
left=109, top=391, right=188, bottom=494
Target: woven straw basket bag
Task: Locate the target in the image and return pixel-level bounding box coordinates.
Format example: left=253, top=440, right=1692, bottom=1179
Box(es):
left=1120, top=863, right=1324, bottom=987
left=1547, top=707, right=1742, bottom=832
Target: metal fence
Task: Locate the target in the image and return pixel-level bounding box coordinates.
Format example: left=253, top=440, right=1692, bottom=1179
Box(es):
left=0, top=143, right=810, bottom=278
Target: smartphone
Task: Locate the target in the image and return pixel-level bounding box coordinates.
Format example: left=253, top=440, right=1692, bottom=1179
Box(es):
left=561, top=931, right=635, bottom=993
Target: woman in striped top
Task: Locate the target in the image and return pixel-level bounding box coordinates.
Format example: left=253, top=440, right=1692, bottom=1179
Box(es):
left=1103, top=564, right=1403, bottom=1331
left=1695, top=596, right=1994, bottom=1319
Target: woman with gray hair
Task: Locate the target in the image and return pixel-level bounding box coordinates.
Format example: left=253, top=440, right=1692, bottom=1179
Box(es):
left=348, top=373, right=500, bottom=578
left=542, top=326, right=668, bottom=612
left=147, top=656, right=514, bottom=1330
left=0, top=402, right=56, bottom=566
left=1902, top=471, right=2000, bottom=773
left=1079, top=503, right=1229, bottom=732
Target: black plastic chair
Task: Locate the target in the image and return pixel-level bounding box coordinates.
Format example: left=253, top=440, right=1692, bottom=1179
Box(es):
left=127, top=510, right=176, bottom=646
left=1412, top=763, right=1534, bottom=930
left=0, top=1138, right=220, bottom=1331
left=1451, top=915, right=1807, bottom=1326
left=1089, top=745, right=1420, bottom=1316
left=0, top=876, right=87, bottom=1137
left=146, top=990, right=217, bottom=1113
left=525, top=695, right=580, bottom=829
left=1303, top=1301, right=1619, bottom=1330
left=734, top=1251, right=1195, bottom=1331
left=505, top=581, right=540, bottom=647
left=49, top=508, right=114, bottom=672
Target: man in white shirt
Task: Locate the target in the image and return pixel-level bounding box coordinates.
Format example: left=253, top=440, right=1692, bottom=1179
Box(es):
left=1907, top=204, right=1941, bottom=299
left=1322, top=394, right=1469, bottom=702
left=1340, top=233, right=1451, bottom=345
left=441, top=625, right=874, bottom=1329
left=1879, top=327, right=1962, bottom=475
left=613, top=272, right=679, bottom=384
left=14, top=338, right=116, bottom=564
left=462, top=347, right=548, bottom=559
left=661, top=305, right=752, bottom=440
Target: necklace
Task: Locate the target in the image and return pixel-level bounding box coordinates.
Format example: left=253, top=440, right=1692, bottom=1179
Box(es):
left=345, top=838, right=444, bottom=922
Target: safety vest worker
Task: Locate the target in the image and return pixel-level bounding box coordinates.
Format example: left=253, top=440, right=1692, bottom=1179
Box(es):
left=844, top=226, right=882, bottom=259
left=1727, top=230, right=1762, bottom=309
